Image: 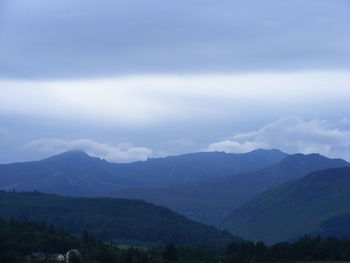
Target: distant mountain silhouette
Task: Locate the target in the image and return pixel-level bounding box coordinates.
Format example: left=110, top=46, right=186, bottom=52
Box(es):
left=113, top=154, right=349, bottom=226
left=108, top=149, right=287, bottom=186
left=223, top=167, right=350, bottom=244
left=0, top=191, right=236, bottom=247
left=0, top=149, right=287, bottom=196
left=0, top=150, right=134, bottom=196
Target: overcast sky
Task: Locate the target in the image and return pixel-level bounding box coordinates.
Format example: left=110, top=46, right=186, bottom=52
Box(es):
left=0, top=0, right=349, bottom=163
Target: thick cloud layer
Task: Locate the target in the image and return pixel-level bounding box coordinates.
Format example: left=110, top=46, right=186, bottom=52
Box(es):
left=206, top=117, right=350, bottom=161
left=0, top=1, right=349, bottom=163
left=0, top=128, right=9, bottom=137
left=1, top=71, right=349, bottom=126
left=1, top=0, right=349, bottom=78
left=0, top=70, right=349, bottom=163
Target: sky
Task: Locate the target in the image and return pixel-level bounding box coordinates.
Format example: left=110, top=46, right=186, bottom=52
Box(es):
left=0, top=0, right=349, bottom=163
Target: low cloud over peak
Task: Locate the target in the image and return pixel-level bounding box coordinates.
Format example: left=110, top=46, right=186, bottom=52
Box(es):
left=26, top=138, right=152, bottom=163
left=206, top=117, right=350, bottom=161
left=23, top=117, right=350, bottom=163
left=1, top=1, right=349, bottom=164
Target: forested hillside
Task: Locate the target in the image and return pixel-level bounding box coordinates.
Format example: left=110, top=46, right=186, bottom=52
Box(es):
left=223, top=167, right=350, bottom=244
left=2, top=219, right=350, bottom=263
left=0, top=191, right=235, bottom=247
left=0, top=219, right=125, bottom=263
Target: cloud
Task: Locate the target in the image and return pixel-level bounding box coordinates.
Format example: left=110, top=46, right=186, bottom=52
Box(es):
left=159, top=139, right=196, bottom=156
left=340, top=118, right=350, bottom=125
left=1, top=71, right=349, bottom=127
left=0, top=128, right=9, bottom=137
left=206, top=117, right=350, bottom=161
left=163, top=139, right=195, bottom=147
left=26, top=138, right=152, bottom=163
left=206, top=140, right=266, bottom=154
left=0, top=0, right=349, bottom=78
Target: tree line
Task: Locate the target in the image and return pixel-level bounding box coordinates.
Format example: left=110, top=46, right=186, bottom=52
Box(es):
left=1, top=218, right=350, bottom=263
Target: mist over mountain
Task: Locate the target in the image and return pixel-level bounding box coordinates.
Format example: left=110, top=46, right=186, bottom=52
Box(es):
left=113, top=153, right=349, bottom=226
left=1, top=0, right=349, bottom=261
left=0, top=149, right=287, bottom=196
left=0, top=151, right=132, bottom=196
left=223, top=167, right=350, bottom=244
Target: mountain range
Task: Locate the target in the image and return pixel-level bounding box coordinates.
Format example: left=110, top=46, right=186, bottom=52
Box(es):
left=112, top=153, right=349, bottom=226
left=1, top=149, right=349, bottom=245
left=223, top=167, right=350, bottom=244
left=0, top=149, right=287, bottom=195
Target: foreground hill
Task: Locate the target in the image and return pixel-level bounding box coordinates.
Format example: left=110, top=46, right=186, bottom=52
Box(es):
left=113, top=154, right=349, bottom=226
left=319, top=210, right=350, bottom=239
left=223, top=167, right=350, bottom=244
left=0, top=191, right=235, bottom=247
left=0, top=149, right=287, bottom=196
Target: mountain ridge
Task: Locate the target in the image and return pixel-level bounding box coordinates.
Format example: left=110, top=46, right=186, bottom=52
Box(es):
left=0, top=149, right=287, bottom=196
left=112, top=153, right=350, bottom=226
left=222, top=166, right=350, bottom=244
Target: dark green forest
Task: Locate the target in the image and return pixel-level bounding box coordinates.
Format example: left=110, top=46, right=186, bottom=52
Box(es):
left=225, top=236, right=350, bottom=262
left=0, top=218, right=226, bottom=263
left=0, top=191, right=234, bottom=247
left=1, top=218, right=350, bottom=263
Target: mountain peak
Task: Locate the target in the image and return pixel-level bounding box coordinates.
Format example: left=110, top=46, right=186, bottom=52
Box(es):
left=282, top=152, right=349, bottom=165
left=61, top=150, right=89, bottom=156
left=246, top=148, right=287, bottom=157
left=43, top=150, right=92, bottom=162
left=249, top=148, right=285, bottom=154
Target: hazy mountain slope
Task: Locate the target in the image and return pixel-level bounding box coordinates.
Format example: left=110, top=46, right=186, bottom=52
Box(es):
left=0, top=149, right=287, bottom=196
left=113, top=154, right=349, bottom=226
left=319, top=211, right=350, bottom=239
left=0, top=191, right=236, bottom=247
left=223, top=167, right=350, bottom=244
left=106, top=148, right=287, bottom=186
left=0, top=151, right=134, bottom=196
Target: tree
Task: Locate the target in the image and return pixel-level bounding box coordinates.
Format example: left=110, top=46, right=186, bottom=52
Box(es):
left=163, top=243, right=179, bottom=262
left=254, top=241, right=267, bottom=260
